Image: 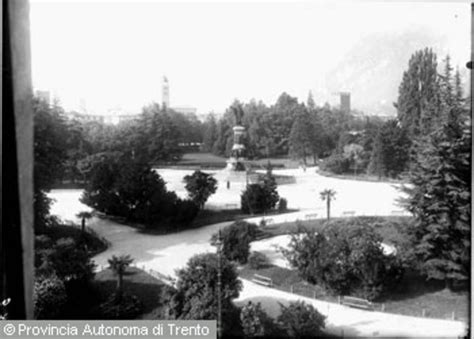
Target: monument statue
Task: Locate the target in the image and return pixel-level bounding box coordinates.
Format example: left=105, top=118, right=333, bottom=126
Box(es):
left=226, top=102, right=247, bottom=171
left=231, top=102, right=244, bottom=126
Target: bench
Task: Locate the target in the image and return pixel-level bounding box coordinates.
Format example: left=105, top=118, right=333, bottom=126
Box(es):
left=264, top=218, right=274, bottom=225
left=305, top=213, right=318, bottom=220
left=225, top=203, right=239, bottom=209
left=342, top=211, right=355, bottom=217
left=252, top=274, right=273, bottom=287
left=390, top=210, right=404, bottom=216
left=341, top=296, right=373, bottom=310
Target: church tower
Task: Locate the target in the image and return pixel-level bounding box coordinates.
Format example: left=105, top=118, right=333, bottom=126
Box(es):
left=162, top=76, right=170, bottom=108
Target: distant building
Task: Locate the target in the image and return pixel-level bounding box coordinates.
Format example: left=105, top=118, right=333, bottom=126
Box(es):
left=172, top=106, right=197, bottom=115
left=68, top=111, right=104, bottom=123
left=162, top=76, right=197, bottom=115
left=340, top=92, right=351, bottom=113
left=35, top=90, right=51, bottom=105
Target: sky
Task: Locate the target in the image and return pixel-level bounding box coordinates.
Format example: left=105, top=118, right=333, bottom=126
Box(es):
left=29, top=0, right=470, bottom=115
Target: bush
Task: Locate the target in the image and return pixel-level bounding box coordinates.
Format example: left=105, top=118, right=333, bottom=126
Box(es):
left=320, top=153, right=351, bottom=174
left=278, top=198, right=288, bottom=212
left=248, top=251, right=271, bottom=269
left=98, top=293, right=142, bottom=319
left=241, top=169, right=279, bottom=214
left=34, top=275, right=68, bottom=319
left=240, top=301, right=281, bottom=338
left=81, top=157, right=198, bottom=231
left=212, top=221, right=259, bottom=264
left=36, top=237, right=95, bottom=282
left=284, top=220, right=404, bottom=300
left=277, top=301, right=326, bottom=338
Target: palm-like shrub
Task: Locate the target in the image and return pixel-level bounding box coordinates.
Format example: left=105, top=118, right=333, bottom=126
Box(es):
left=320, top=189, right=336, bottom=221
left=108, top=254, right=134, bottom=300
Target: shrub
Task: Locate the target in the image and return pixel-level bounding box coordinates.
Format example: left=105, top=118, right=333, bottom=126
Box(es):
left=284, top=220, right=404, bottom=300
left=212, top=221, right=259, bottom=264
left=240, top=301, right=280, bottom=338
left=38, top=237, right=95, bottom=282
left=278, top=197, right=288, bottom=212
left=277, top=301, right=326, bottom=338
left=34, top=275, right=68, bottom=319
left=98, top=293, right=142, bottom=319
left=248, top=251, right=271, bottom=269
left=183, top=170, right=218, bottom=209
left=241, top=169, right=279, bottom=214
left=320, top=153, right=351, bottom=174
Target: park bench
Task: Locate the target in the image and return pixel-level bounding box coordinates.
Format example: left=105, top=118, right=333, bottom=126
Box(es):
left=341, top=296, right=373, bottom=310
left=305, top=213, right=318, bottom=220
left=390, top=210, right=404, bottom=216
left=342, top=210, right=355, bottom=217
left=252, top=274, right=273, bottom=287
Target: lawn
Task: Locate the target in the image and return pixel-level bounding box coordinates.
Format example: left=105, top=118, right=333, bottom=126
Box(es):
left=38, top=223, right=109, bottom=256
left=174, top=152, right=303, bottom=169
left=175, top=152, right=228, bottom=168
left=260, top=216, right=414, bottom=248
left=247, top=216, right=469, bottom=322
left=240, top=264, right=469, bottom=321
left=94, top=267, right=174, bottom=319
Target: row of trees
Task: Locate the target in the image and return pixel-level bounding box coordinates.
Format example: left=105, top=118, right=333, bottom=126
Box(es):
left=202, top=93, right=365, bottom=163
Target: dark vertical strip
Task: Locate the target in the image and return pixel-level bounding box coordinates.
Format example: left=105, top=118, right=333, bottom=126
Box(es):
left=2, top=0, right=34, bottom=319
left=2, top=0, right=27, bottom=320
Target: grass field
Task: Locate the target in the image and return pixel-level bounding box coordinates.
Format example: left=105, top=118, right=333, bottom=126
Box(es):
left=94, top=267, right=174, bottom=319
left=259, top=216, right=413, bottom=248
left=174, top=152, right=304, bottom=169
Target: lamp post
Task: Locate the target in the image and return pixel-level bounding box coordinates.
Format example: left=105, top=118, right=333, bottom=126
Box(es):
left=215, top=229, right=223, bottom=339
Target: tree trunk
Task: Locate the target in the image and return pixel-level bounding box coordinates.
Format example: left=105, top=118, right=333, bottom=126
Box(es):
left=327, top=199, right=330, bottom=221
left=81, top=217, right=85, bottom=234
left=117, top=274, right=123, bottom=301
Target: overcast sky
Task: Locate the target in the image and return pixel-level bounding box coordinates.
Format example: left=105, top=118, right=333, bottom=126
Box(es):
left=29, top=0, right=470, bottom=115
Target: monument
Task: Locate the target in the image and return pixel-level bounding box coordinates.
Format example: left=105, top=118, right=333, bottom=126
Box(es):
left=226, top=103, right=247, bottom=171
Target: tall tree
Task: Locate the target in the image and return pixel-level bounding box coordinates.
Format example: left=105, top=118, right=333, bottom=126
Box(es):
left=306, top=91, right=316, bottom=111
left=168, top=253, right=242, bottom=335
left=33, top=97, right=69, bottom=230
left=396, top=48, right=442, bottom=138
left=288, top=111, right=314, bottom=166
left=202, top=114, right=218, bottom=152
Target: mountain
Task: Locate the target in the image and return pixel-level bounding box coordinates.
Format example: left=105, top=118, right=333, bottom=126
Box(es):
left=322, top=28, right=468, bottom=116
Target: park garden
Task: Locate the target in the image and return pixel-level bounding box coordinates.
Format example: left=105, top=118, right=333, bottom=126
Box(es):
left=24, top=48, right=470, bottom=338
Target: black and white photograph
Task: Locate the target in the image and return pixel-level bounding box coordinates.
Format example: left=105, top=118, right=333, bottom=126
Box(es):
left=2, top=0, right=472, bottom=338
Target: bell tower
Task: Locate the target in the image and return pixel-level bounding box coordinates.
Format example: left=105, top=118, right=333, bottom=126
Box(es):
left=162, top=76, right=170, bottom=108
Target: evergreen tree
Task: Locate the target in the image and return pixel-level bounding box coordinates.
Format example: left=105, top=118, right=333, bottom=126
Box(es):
left=404, top=114, right=471, bottom=289
left=368, top=120, right=411, bottom=178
